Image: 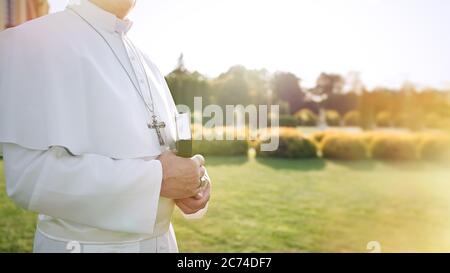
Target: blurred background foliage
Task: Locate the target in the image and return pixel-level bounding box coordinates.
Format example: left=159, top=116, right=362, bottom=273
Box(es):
left=167, top=55, right=450, bottom=132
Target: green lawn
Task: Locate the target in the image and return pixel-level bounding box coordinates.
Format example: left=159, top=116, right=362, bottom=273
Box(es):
left=1, top=157, right=450, bottom=252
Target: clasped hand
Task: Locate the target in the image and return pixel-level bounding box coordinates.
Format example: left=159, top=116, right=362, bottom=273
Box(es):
left=158, top=151, right=211, bottom=215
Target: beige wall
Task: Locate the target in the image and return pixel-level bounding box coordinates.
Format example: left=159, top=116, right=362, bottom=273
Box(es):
left=15, top=0, right=27, bottom=25
left=35, top=0, right=49, bottom=18
left=0, top=0, right=6, bottom=31
left=0, top=0, right=49, bottom=30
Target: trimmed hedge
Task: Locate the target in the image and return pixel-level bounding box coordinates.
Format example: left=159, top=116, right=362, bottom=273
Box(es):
left=190, top=125, right=450, bottom=161
left=311, top=131, right=327, bottom=144
left=425, top=113, right=442, bottom=129
left=256, top=128, right=317, bottom=159
left=418, top=134, right=450, bottom=161
left=294, top=109, right=318, bottom=126
left=191, top=126, right=249, bottom=156
left=310, top=130, right=449, bottom=161
left=321, top=133, right=367, bottom=160
left=192, top=139, right=249, bottom=156
left=376, top=111, right=393, bottom=128
left=278, top=115, right=299, bottom=127
left=370, top=134, right=417, bottom=160
left=326, top=110, right=341, bottom=126
left=343, top=111, right=361, bottom=127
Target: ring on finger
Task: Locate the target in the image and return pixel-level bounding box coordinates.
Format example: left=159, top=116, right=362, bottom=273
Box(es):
left=199, top=175, right=208, bottom=188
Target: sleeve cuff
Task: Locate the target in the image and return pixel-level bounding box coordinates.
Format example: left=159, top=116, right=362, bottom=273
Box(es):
left=137, top=159, right=163, bottom=234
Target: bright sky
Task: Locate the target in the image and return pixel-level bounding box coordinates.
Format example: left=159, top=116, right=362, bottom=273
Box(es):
left=49, top=0, right=450, bottom=90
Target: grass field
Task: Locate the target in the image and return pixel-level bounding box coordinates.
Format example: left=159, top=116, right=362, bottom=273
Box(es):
left=1, top=157, right=450, bottom=253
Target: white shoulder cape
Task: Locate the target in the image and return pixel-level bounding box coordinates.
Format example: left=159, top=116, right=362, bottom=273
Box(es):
left=0, top=11, right=177, bottom=159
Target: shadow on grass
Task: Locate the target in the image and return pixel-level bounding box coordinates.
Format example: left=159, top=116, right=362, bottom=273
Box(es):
left=205, top=156, right=249, bottom=166
left=376, top=159, right=445, bottom=171
left=330, top=159, right=377, bottom=171
left=331, top=159, right=449, bottom=171
left=430, top=159, right=450, bottom=169
left=256, top=157, right=326, bottom=171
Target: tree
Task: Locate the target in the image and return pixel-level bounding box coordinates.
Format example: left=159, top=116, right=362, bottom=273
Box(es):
left=324, top=92, right=360, bottom=115
left=359, top=90, right=375, bottom=130
left=316, top=73, right=345, bottom=95
left=271, top=72, right=304, bottom=114
left=212, top=66, right=252, bottom=107
left=166, top=54, right=212, bottom=110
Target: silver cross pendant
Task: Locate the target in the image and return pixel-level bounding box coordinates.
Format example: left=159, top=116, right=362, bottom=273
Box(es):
left=148, top=115, right=166, bottom=146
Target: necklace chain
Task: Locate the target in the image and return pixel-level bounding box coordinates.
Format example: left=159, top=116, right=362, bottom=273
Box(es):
left=68, top=8, right=156, bottom=118
left=122, top=36, right=156, bottom=114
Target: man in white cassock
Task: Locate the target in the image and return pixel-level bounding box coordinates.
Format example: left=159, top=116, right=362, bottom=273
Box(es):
left=0, top=0, right=211, bottom=253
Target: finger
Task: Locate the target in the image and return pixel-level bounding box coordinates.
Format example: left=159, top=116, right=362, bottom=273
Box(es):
left=203, top=168, right=211, bottom=184
left=176, top=198, right=200, bottom=213
left=189, top=188, right=211, bottom=207
left=198, top=166, right=206, bottom=179
left=195, top=183, right=211, bottom=205
left=175, top=200, right=195, bottom=214
left=199, top=172, right=211, bottom=190
left=191, top=154, right=205, bottom=167
left=192, top=186, right=203, bottom=197
left=195, top=193, right=210, bottom=209
left=202, top=182, right=211, bottom=197
left=194, top=192, right=203, bottom=200
left=204, top=171, right=211, bottom=184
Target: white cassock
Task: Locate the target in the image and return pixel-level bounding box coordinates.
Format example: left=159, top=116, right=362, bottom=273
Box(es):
left=0, top=0, right=206, bottom=253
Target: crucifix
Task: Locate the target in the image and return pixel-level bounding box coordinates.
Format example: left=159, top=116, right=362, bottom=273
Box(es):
left=148, top=115, right=166, bottom=146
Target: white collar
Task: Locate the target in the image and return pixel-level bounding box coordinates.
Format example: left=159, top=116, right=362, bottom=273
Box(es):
left=69, top=0, right=133, bottom=34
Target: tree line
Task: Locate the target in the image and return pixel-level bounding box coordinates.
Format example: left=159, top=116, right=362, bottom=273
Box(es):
left=166, top=56, right=450, bottom=130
